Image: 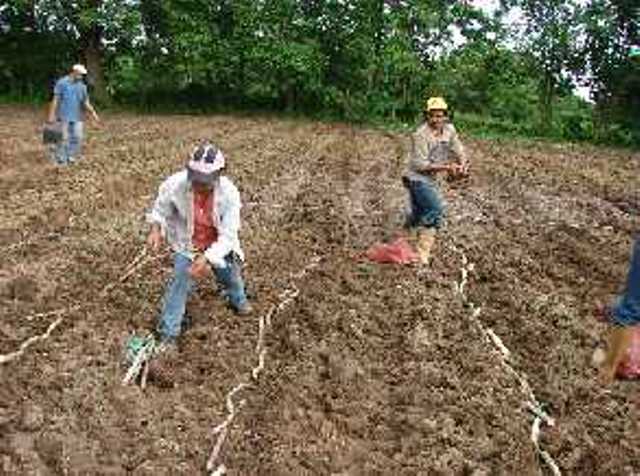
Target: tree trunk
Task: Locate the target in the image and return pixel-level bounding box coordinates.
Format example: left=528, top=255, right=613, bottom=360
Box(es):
left=284, top=83, right=296, bottom=112
left=539, top=72, right=554, bottom=135
left=81, top=0, right=108, bottom=104
left=24, top=0, right=37, bottom=30
left=84, top=34, right=108, bottom=104
left=593, top=90, right=612, bottom=142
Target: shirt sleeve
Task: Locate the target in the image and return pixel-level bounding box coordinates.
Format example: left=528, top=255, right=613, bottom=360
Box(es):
left=81, top=84, right=88, bottom=104
left=449, top=125, right=467, bottom=164
left=146, top=176, right=176, bottom=231
left=204, top=183, right=241, bottom=268
left=409, top=127, right=430, bottom=172
left=53, top=79, right=63, bottom=97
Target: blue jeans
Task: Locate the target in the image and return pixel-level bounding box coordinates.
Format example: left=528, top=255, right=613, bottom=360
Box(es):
left=50, top=121, right=83, bottom=164
left=404, top=177, right=446, bottom=229
left=612, top=237, right=640, bottom=326
left=157, top=252, right=249, bottom=341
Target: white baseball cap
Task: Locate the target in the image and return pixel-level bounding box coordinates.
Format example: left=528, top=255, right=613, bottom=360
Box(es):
left=186, top=142, right=226, bottom=184
left=72, top=64, right=88, bottom=75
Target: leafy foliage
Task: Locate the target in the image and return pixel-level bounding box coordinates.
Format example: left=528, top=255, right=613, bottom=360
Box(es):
left=0, top=0, right=638, bottom=146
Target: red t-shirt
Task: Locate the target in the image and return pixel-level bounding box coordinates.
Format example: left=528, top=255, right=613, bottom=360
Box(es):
left=192, top=190, right=218, bottom=251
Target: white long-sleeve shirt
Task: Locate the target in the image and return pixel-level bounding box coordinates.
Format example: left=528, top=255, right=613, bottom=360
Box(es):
left=147, top=170, right=244, bottom=268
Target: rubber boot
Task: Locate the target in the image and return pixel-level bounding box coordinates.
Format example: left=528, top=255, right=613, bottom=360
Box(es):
left=599, top=326, right=634, bottom=385
left=416, top=228, right=436, bottom=264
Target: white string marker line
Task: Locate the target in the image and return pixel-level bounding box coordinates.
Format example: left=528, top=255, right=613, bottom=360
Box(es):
left=99, top=248, right=160, bottom=297
left=531, top=413, right=562, bottom=476
left=1, top=247, right=157, bottom=366
left=2, top=232, right=62, bottom=253
left=210, top=465, right=227, bottom=476
left=206, top=256, right=322, bottom=475
left=449, top=244, right=561, bottom=476
left=24, top=305, right=81, bottom=322
left=207, top=383, right=248, bottom=472
left=0, top=316, right=64, bottom=364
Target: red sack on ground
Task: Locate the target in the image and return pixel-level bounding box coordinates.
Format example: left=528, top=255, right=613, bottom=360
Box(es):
left=617, top=327, right=640, bottom=379
left=365, top=237, right=419, bottom=264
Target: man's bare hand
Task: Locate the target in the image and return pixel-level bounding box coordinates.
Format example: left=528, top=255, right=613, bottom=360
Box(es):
left=189, top=254, right=211, bottom=280
left=91, top=113, right=102, bottom=127
left=146, top=226, right=163, bottom=253
left=448, top=162, right=470, bottom=180
left=422, top=163, right=450, bottom=174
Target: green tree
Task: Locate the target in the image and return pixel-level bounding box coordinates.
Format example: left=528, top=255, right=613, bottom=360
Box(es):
left=503, top=0, right=583, bottom=133
left=1, top=0, right=142, bottom=102
left=580, top=0, right=639, bottom=142
left=0, top=2, right=69, bottom=99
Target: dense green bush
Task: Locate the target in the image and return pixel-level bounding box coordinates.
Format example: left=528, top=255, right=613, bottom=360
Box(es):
left=552, top=95, right=594, bottom=142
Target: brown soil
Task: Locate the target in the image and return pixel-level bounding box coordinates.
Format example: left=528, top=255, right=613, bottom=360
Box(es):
left=0, top=105, right=639, bottom=475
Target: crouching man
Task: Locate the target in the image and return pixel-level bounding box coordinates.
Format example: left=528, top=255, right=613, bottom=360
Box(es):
left=147, top=141, right=252, bottom=347
left=403, top=96, right=469, bottom=264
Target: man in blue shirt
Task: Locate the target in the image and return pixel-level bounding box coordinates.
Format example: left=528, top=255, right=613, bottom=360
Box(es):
left=47, top=64, right=100, bottom=164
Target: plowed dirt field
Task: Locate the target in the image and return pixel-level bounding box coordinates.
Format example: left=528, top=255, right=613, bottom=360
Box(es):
left=1, top=106, right=639, bottom=475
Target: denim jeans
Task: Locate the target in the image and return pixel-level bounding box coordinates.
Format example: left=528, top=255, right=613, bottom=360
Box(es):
left=50, top=121, right=84, bottom=164
left=612, top=237, right=640, bottom=326
left=403, top=177, right=446, bottom=229
left=157, top=252, right=249, bottom=341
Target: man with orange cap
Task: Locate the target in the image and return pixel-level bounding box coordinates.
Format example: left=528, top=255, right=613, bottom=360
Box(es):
left=403, top=96, right=469, bottom=263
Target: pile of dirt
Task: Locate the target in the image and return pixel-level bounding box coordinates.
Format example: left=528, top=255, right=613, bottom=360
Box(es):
left=0, top=106, right=638, bottom=474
